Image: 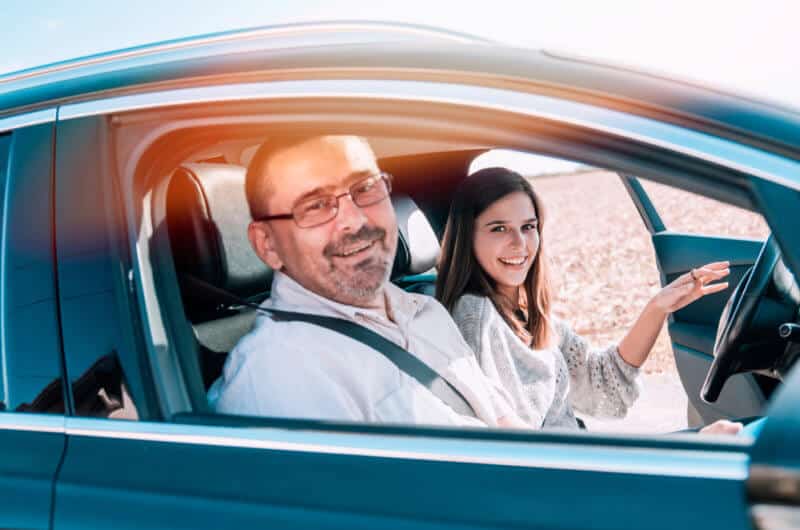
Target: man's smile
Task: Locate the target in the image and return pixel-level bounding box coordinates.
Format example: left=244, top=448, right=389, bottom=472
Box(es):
left=332, top=239, right=377, bottom=258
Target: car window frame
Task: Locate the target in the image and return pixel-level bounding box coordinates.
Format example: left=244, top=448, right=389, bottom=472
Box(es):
left=51, top=113, right=163, bottom=422
left=56, top=79, right=800, bottom=451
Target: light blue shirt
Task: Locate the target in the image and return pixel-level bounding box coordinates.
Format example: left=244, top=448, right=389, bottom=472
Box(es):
left=208, top=272, right=516, bottom=427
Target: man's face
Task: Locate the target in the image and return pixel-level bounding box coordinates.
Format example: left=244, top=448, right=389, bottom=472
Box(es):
left=248, top=136, right=398, bottom=307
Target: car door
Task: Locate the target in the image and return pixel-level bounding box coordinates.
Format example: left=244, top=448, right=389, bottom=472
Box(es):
left=620, top=175, right=770, bottom=424
left=0, top=112, right=67, bottom=529
left=47, top=34, right=800, bottom=530
left=51, top=81, right=788, bottom=530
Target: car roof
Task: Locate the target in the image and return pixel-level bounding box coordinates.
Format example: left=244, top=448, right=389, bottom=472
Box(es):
left=2, top=20, right=799, bottom=160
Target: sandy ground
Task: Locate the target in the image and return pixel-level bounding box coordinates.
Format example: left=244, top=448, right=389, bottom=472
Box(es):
left=531, top=170, right=769, bottom=431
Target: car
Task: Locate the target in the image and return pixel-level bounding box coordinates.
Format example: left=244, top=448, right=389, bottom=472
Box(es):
left=1, top=20, right=799, bottom=530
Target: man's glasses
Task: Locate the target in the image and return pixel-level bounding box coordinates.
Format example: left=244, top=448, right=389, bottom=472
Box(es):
left=255, top=172, right=393, bottom=228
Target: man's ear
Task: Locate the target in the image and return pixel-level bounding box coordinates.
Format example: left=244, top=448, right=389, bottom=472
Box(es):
left=248, top=221, right=284, bottom=270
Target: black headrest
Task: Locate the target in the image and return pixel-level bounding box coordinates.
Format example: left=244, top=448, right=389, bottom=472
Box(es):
left=166, top=163, right=272, bottom=304
left=391, top=195, right=440, bottom=278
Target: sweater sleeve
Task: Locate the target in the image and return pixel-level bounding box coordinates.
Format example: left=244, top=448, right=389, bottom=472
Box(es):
left=555, top=318, right=641, bottom=418
left=452, top=295, right=549, bottom=427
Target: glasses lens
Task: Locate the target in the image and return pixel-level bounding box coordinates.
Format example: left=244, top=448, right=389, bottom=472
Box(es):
left=352, top=174, right=391, bottom=207
left=293, top=195, right=338, bottom=228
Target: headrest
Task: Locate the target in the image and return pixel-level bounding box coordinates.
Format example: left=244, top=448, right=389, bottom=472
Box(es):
left=166, top=163, right=272, bottom=303
left=391, top=195, right=441, bottom=278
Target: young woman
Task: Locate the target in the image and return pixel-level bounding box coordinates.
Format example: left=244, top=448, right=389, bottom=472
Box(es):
left=437, top=167, right=736, bottom=432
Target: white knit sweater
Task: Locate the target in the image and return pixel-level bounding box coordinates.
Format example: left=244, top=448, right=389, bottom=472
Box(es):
left=451, top=294, right=641, bottom=430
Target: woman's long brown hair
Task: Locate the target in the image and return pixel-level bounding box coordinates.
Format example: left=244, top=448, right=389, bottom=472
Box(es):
left=436, top=167, right=553, bottom=348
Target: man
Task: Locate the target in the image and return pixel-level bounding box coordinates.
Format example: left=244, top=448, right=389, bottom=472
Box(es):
left=208, top=135, right=524, bottom=427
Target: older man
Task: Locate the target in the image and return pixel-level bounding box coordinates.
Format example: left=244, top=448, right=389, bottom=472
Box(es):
left=208, top=135, right=524, bottom=427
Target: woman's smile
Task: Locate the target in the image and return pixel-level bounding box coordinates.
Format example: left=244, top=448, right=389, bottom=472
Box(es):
left=498, top=255, right=528, bottom=267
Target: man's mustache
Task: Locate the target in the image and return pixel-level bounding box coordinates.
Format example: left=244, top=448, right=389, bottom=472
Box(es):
left=324, top=225, right=387, bottom=257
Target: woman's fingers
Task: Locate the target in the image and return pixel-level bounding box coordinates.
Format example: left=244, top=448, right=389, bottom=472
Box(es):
left=665, top=263, right=732, bottom=312
left=682, top=264, right=730, bottom=285
left=701, top=282, right=729, bottom=295
left=675, top=269, right=725, bottom=287
left=698, top=268, right=730, bottom=281
left=698, top=419, right=743, bottom=436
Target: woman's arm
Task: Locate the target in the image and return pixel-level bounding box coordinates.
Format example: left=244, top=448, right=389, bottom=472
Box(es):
left=558, top=320, right=641, bottom=418
left=618, top=261, right=730, bottom=367
left=616, top=300, right=669, bottom=368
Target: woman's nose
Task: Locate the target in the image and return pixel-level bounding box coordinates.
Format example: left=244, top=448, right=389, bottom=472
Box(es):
left=507, top=228, right=526, bottom=249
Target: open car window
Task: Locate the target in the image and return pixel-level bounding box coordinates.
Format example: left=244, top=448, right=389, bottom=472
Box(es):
left=91, top=84, right=797, bottom=446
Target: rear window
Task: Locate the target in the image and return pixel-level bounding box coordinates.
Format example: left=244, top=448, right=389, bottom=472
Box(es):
left=0, top=126, right=65, bottom=414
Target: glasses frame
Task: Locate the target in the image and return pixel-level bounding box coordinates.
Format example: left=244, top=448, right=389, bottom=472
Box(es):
left=254, top=172, right=393, bottom=228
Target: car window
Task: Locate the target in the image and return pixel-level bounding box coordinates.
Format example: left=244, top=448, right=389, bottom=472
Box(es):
left=164, top=144, right=687, bottom=433
left=0, top=126, right=65, bottom=414
left=0, top=133, right=8, bottom=410
left=640, top=179, right=770, bottom=239
left=113, top=100, right=782, bottom=440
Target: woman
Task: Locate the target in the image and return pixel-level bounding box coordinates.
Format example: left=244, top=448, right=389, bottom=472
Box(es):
left=437, top=167, right=738, bottom=432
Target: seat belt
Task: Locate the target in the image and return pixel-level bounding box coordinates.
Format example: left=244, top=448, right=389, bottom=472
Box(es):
left=181, top=274, right=478, bottom=419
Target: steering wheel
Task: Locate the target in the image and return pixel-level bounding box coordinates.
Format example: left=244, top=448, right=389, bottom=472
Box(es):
left=701, top=235, right=781, bottom=403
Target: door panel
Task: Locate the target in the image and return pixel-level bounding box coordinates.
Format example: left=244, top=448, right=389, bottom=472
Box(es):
left=0, top=415, right=65, bottom=530
left=621, top=176, right=766, bottom=422
left=55, top=418, right=752, bottom=530
left=655, top=230, right=765, bottom=421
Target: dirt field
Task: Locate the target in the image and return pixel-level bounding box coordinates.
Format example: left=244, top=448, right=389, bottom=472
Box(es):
left=532, top=170, right=770, bottom=374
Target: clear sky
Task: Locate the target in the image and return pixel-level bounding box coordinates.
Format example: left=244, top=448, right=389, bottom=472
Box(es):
left=2, top=0, right=797, bottom=174
left=2, top=0, right=797, bottom=107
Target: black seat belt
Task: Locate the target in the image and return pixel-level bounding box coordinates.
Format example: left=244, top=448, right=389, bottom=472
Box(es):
left=182, top=274, right=478, bottom=419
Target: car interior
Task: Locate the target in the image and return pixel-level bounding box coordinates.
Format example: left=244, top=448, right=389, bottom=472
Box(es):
left=111, top=120, right=799, bottom=433
left=163, top=139, right=485, bottom=392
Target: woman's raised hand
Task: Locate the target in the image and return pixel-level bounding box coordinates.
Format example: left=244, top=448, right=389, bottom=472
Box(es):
left=650, top=261, right=731, bottom=315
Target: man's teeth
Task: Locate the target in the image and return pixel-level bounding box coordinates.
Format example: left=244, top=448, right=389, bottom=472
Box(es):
left=339, top=241, right=374, bottom=257
left=499, top=256, right=526, bottom=265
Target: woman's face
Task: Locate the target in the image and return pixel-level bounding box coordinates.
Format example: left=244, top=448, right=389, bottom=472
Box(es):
left=472, top=191, right=540, bottom=298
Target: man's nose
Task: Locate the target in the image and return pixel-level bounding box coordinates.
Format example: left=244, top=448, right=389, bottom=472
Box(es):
left=333, top=193, right=368, bottom=232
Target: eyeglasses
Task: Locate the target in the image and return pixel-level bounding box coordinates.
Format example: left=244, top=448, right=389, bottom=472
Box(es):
left=255, top=172, right=393, bottom=228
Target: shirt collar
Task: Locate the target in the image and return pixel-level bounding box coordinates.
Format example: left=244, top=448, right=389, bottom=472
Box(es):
left=266, top=270, right=425, bottom=326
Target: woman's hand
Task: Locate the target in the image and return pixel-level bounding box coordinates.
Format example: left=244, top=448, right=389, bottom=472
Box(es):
left=618, top=261, right=731, bottom=367
left=698, top=419, right=743, bottom=436
left=649, top=261, right=731, bottom=316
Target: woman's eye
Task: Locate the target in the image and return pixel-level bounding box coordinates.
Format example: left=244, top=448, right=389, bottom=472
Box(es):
left=523, top=223, right=538, bottom=231
left=490, top=226, right=506, bottom=233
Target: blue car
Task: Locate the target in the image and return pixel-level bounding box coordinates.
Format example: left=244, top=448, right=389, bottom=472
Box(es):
left=1, top=21, right=798, bottom=530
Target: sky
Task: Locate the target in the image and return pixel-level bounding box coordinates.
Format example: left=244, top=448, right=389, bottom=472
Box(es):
left=2, top=0, right=798, bottom=174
